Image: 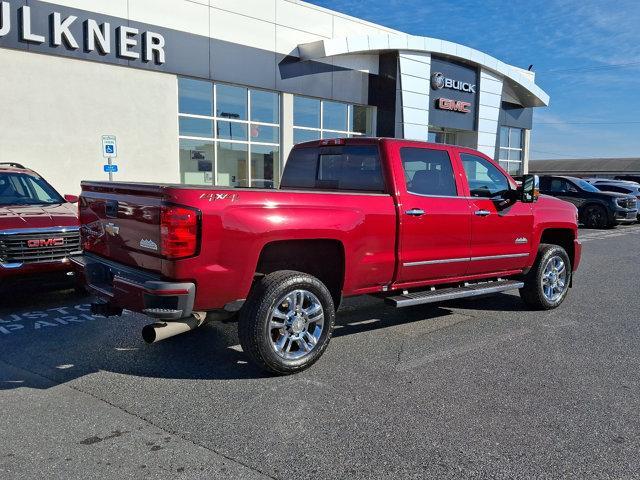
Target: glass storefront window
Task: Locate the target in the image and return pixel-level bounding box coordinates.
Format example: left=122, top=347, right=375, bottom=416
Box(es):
left=251, top=145, right=280, bottom=189
left=217, top=142, right=248, bottom=187
left=294, top=96, right=321, bottom=129
left=509, top=128, right=523, bottom=149
left=293, top=95, right=374, bottom=145
left=350, top=105, right=373, bottom=134
left=217, top=121, right=248, bottom=141
left=323, top=101, right=348, bottom=132
left=216, top=84, right=247, bottom=120
left=250, top=124, right=279, bottom=144
left=178, top=79, right=281, bottom=188
left=499, top=126, right=525, bottom=176
left=251, top=90, right=279, bottom=124
left=499, top=127, right=509, bottom=148
left=293, top=128, right=321, bottom=144
left=179, top=117, right=213, bottom=138
left=178, top=78, right=213, bottom=116
left=179, top=139, right=214, bottom=185
left=428, top=128, right=457, bottom=145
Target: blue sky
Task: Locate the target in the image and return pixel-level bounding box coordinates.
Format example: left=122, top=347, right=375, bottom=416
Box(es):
left=309, top=0, right=640, bottom=159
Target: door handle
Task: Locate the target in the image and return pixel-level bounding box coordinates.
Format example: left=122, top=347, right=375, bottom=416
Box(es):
left=474, top=210, right=491, bottom=217
left=405, top=208, right=426, bottom=217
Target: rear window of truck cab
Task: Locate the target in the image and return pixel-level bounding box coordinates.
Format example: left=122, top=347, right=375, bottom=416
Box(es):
left=281, top=145, right=385, bottom=193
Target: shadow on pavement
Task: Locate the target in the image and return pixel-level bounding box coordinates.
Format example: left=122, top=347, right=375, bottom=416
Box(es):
left=0, top=289, right=524, bottom=390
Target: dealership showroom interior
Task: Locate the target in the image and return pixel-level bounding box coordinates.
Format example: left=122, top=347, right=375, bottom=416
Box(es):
left=1, top=0, right=639, bottom=479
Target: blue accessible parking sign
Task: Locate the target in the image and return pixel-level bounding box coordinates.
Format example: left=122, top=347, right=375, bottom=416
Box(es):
left=101, top=135, right=117, bottom=159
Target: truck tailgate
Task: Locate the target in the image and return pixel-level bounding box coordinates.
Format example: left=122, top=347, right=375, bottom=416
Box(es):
left=79, top=182, right=170, bottom=272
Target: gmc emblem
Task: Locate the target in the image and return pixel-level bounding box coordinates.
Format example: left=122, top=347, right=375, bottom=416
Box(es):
left=27, top=238, right=65, bottom=248
left=437, top=98, right=471, bottom=113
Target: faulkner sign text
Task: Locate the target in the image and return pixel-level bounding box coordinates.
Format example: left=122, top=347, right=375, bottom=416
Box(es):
left=0, top=1, right=166, bottom=64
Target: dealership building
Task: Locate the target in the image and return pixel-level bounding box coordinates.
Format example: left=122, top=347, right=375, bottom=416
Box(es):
left=0, top=0, right=550, bottom=194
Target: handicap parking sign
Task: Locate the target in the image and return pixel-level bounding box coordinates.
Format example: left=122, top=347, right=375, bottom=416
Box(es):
left=102, top=135, right=117, bottom=159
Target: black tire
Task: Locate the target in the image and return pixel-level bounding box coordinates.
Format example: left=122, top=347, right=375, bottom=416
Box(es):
left=520, top=244, right=572, bottom=310
left=582, top=205, right=609, bottom=229
left=238, top=270, right=336, bottom=375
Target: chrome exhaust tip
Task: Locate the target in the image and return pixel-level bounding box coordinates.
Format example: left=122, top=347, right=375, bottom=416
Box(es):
left=142, top=313, right=206, bottom=344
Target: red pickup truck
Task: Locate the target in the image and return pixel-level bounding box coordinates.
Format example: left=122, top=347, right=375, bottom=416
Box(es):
left=74, top=138, right=581, bottom=374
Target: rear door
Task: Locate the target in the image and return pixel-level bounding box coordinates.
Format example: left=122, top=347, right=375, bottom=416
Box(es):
left=395, top=145, right=471, bottom=285
left=458, top=152, right=533, bottom=274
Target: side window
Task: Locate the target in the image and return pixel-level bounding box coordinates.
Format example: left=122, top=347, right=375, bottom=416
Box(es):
left=565, top=181, right=578, bottom=193
left=460, top=153, right=510, bottom=198
left=281, top=145, right=384, bottom=192
left=550, top=178, right=564, bottom=193
left=317, top=146, right=384, bottom=192
left=549, top=178, right=574, bottom=193
left=539, top=177, right=552, bottom=192
left=400, top=147, right=458, bottom=197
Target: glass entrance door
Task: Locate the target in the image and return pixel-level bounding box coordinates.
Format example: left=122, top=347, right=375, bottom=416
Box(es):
left=428, top=127, right=457, bottom=145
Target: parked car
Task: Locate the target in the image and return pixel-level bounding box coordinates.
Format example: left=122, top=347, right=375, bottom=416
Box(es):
left=591, top=182, right=640, bottom=221
left=74, top=139, right=582, bottom=374
left=615, top=175, right=640, bottom=184
left=539, top=175, right=637, bottom=228
left=0, top=163, right=81, bottom=291
left=585, top=178, right=640, bottom=188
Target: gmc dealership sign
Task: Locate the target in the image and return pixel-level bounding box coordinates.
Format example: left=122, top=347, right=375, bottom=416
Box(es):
left=0, top=1, right=166, bottom=64
left=437, top=98, right=471, bottom=113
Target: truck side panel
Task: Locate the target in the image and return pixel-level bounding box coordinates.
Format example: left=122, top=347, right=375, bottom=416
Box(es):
left=80, top=183, right=398, bottom=312
left=168, top=189, right=397, bottom=310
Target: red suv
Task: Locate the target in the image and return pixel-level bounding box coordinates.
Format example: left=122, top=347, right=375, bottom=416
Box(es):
left=0, top=163, right=81, bottom=291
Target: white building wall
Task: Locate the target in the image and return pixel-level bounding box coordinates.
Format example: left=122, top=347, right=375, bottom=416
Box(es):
left=476, top=69, right=503, bottom=158
left=0, top=48, right=180, bottom=195
left=398, top=52, right=431, bottom=141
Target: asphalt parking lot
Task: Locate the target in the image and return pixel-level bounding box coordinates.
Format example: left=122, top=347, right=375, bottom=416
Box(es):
left=1, top=225, right=640, bottom=479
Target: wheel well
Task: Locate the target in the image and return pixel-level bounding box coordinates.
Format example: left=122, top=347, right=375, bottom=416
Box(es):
left=255, top=240, right=345, bottom=307
left=540, top=229, right=575, bottom=267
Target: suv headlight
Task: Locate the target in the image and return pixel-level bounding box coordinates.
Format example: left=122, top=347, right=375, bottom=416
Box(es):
left=615, top=197, right=636, bottom=209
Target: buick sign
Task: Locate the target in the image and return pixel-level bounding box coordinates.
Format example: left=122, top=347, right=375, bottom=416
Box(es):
left=431, top=72, right=476, bottom=94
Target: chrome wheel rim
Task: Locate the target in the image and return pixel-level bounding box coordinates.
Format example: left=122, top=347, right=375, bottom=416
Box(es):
left=268, top=289, right=324, bottom=360
left=542, top=255, right=568, bottom=302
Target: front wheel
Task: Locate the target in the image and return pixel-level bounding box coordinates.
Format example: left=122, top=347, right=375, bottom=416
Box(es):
left=582, top=205, right=610, bottom=229
left=520, top=244, right=572, bottom=310
left=238, top=271, right=336, bottom=375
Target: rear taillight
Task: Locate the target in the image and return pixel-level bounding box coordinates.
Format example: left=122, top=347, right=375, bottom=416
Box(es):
left=160, top=205, right=200, bottom=259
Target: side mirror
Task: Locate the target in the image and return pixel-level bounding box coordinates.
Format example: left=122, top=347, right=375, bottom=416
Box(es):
left=64, top=194, right=79, bottom=204
left=520, top=174, right=540, bottom=203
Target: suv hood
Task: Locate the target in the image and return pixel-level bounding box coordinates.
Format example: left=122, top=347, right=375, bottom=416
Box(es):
left=0, top=203, right=79, bottom=230
left=593, top=190, right=632, bottom=200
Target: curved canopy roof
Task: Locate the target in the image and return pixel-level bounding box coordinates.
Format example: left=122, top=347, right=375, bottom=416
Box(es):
left=297, top=34, right=550, bottom=108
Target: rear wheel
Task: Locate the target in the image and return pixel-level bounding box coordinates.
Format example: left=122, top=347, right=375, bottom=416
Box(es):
left=582, top=205, right=609, bottom=229
left=238, top=271, right=336, bottom=375
left=520, top=244, right=571, bottom=310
